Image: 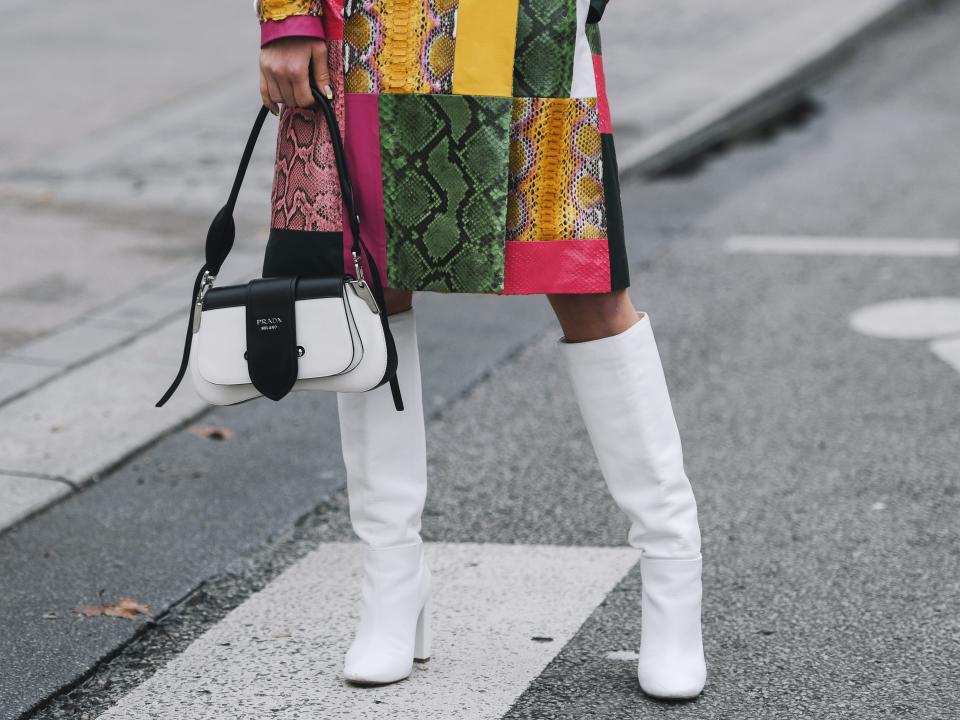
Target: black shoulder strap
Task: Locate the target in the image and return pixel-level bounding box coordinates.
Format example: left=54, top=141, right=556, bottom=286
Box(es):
left=156, top=89, right=403, bottom=411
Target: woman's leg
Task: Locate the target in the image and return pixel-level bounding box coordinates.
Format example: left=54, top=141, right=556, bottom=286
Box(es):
left=383, top=287, right=414, bottom=316
left=338, top=286, right=433, bottom=685
left=547, top=287, right=638, bottom=342
left=548, top=289, right=706, bottom=699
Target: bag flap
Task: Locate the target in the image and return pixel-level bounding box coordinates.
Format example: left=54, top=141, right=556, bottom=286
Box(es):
left=196, top=284, right=361, bottom=388
left=245, top=277, right=299, bottom=401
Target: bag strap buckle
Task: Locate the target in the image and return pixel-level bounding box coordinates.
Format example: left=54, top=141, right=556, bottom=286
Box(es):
left=192, top=270, right=217, bottom=333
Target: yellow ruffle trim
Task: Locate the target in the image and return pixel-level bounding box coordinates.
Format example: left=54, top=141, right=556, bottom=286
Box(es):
left=258, top=0, right=323, bottom=22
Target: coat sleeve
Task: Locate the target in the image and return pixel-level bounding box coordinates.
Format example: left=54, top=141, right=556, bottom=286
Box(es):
left=256, top=0, right=326, bottom=47
left=587, top=0, right=609, bottom=24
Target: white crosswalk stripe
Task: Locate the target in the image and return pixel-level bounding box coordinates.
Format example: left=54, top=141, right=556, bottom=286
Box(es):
left=98, top=542, right=640, bottom=720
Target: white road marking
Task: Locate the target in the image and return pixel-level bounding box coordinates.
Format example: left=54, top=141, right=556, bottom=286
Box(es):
left=98, top=542, right=640, bottom=720
left=849, top=297, right=960, bottom=377
left=930, top=337, right=960, bottom=374
left=848, top=298, right=960, bottom=339
left=724, top=235, right=960, bottom=257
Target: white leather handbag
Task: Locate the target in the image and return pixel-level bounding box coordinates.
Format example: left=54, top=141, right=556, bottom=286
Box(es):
left=156, top=88, right=404, bottom=411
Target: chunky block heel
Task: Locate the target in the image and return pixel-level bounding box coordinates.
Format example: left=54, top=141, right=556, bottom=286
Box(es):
left=413, top=594, right=432, bottom=662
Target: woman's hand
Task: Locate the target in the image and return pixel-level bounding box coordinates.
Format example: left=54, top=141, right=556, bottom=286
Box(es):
left=259, top=36, right=333, bottom=115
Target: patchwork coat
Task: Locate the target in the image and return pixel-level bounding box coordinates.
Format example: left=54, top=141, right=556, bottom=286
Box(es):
left=256, top=0, right=628, bottom=295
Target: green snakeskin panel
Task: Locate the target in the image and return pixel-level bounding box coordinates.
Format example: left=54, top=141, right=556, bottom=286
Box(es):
left=379, top=94, right=513, bottom=293
left=512, top=0, right=578, bottom=98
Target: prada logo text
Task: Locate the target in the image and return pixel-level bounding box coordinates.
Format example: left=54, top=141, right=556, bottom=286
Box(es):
left=256, top=317, right=284, bottom=331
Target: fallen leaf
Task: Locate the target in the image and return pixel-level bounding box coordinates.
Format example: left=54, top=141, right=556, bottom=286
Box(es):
left=75, top=597, right=150, bottom=621
left=187, top=425, right=235, bottom=441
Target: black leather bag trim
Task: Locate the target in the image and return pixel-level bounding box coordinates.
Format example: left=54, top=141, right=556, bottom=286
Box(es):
left=204, top=276, right=345, bottom=310
left=263, top=229, right=345, bottom=279
left=587, top=0, right=609, bottom=23
left=244, top=277, right=300, bottom=401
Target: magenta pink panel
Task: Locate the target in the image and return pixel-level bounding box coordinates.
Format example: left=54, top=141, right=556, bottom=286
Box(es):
left=260, top=15, right=326, bottom=46
left=501, top=240, right=611, bottom=295
left=592, top=53, right=612, bottom=134
left=342, top=92, right=388, bottom=287
left=321, top=0, right=345, bottom=40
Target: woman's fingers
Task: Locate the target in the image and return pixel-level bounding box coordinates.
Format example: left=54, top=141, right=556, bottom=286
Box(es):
left=265, top=73, right=285, bottom=115
left=277, top=75, right=299, bottom=110
left=260, top=69, right=281, bottom=115
left=311, top=42, right=333, bottom=99
left=291, top=70, right=315, bottom=108
left=259, top=37, right=330, bottom=109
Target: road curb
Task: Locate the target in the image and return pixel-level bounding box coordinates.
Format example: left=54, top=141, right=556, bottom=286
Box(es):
left=617, top=0, right=931, bottom=179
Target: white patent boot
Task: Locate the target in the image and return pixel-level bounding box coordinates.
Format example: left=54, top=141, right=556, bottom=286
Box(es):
left=337, top=307, right=433, bottom=685
left=557, top=310, right=706, bottom=699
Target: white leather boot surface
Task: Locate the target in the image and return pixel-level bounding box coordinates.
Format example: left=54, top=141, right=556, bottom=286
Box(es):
left=342, top=540, right=432, bottom=684
left=337, top=308, right=428, bottom=549
left=637, top=555, right=706, bottom=698
left=336, top=307, right=433, bottom=684
left=557, top=311, right=706, bottom=698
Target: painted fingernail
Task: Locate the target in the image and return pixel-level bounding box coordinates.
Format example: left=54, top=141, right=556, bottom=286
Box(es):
left=323, top=84, right=334, bottom=100
left=271, top=107, right=280, bottom=116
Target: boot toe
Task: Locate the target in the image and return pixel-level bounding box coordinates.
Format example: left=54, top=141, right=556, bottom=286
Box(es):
left=637, top=656, right=706, bottom=699
left=343, top=651, right=413, bottom=685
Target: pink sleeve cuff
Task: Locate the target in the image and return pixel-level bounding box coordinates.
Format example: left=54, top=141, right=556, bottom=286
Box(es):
left=260, top=15, right=326, bottom=47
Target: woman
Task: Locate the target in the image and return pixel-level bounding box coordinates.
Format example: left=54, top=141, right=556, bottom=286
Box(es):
left=255, top=0, right=705, bottom=699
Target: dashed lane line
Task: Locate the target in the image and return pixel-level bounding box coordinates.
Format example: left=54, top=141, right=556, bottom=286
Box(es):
left=724, top=235, right=960, bottom=257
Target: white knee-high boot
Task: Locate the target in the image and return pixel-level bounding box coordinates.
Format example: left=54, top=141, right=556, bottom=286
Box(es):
left=557, top=310, right=706, bottom=699
left=337, top=307, right=432, bottom=685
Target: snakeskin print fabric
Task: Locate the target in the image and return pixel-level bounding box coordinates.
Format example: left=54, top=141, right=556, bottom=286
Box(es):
left=512, top=0, right=577, bottom=97
left=343, top=0, right=458, bottom=94
left=263, top=0, right=631, bottom=294
left=507, top=97, right=606, bottom=242
left=379, top=93, right=512, bottom=292
left=271, top=41, right=346, bottom=231
left=258, top=0, right=323, bottom=22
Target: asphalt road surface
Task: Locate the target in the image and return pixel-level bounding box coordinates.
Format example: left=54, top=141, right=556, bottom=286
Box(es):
left=3, top=4, right=959, bottom=719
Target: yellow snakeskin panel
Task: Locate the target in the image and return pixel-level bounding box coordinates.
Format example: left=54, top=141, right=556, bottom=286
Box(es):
left=507, top=97, right=606, bottom=242
left=258, top=0, right=324, bottom=22
left=344, top=0, right=458, bottom=94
